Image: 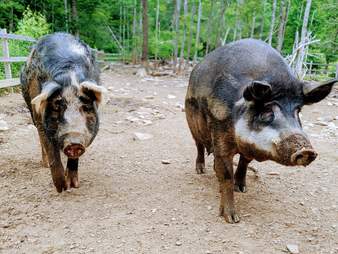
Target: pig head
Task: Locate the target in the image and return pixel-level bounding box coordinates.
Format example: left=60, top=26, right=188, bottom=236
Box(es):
left=31, top=79, right=106, bottom=159
left=234, top=79, right=337, bottom=167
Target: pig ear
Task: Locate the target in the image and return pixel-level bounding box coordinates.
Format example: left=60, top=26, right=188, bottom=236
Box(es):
left=243, top=80, right=272, bottom=102
left=80, top=81, right=107, bottom=105
left=303, top=79, right=337, bottom=105
left=31, top=81, right=61, bottom=114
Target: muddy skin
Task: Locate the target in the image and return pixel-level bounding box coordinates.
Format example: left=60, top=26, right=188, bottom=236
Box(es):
left=185, top=38, right=337, bottom=223
left=21, top=33, right=104, bottom=193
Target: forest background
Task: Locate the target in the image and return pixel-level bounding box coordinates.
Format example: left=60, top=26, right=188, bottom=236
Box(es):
left=0, top=0, right=337, bottom=80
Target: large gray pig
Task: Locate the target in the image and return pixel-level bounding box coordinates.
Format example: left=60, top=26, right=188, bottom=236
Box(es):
left=185, top=39, right=337, bottom=223
left=21, top=33, right=106, bottom=192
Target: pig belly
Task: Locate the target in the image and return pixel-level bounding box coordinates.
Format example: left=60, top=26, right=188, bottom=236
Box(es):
left=185, top=99, right=213, bottom=154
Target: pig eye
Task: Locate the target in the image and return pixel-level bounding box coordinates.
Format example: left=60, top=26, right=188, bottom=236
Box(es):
left=79, top=96, right=92, bottom=105
left=53, top=97, right=66, bottom=112
left=82, top=104, right=94, bottom=113
left=259, top=109, right=275, bottom=123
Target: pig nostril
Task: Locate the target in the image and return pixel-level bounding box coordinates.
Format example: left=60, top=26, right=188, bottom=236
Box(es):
left=295, top=154, right=304, bottom=162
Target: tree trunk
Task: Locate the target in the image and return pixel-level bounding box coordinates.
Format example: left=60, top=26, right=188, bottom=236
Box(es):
left=64, top=0, right=69, bottom=32
left=276, top=0, right=290, bottom=52
left=186, top=1, right=196, bottom=67
left=155, top=0, right=160, bottom=65
left=215, top=0, right=227, bottom=48
left=173, top=0, right=181, bottom=73
left=178, top=0, right=188, bottom=73
left=250, top=12, right=256, bottom=38
left=193, top=0, right=202, bottom=65
left=205, top=0, right=215, bottom=55
left=268, top=0, right=277, bottom=45
left=132, top=0, right=137, bottom=64
left=141, top=0, right=149, bottom=67
left=122, top=7, right=126, bottom=62
left=259, top=0, right=266, bottom=39
left=71, top=0, right=79, bottom=37
left=295, top=0, right=312, bottom=78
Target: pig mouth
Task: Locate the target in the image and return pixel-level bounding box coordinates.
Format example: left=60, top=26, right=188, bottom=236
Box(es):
left=275, top=134, right=317, bottom=166
left=63, top=143, right=86, bottom=159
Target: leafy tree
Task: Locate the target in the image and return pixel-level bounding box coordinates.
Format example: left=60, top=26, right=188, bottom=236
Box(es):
left=16, top=8, right=50, bottom=38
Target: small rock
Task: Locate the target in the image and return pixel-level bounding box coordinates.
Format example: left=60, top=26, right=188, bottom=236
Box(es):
left=136, top=68, right=147, bottom=78
left=145, top=95, right=155, bottom=100
left=161, top=160, right=171, bottom=165
left=167, top=94, right=176, bottom=99
left=267, top=172, right=280, bottom=176
left=142, top=120, right=153, bottom=126
left=207, top=206, right=212, bottom=211
left=126, top=116, right=140, bottom=123
left=175, top=241, right=182, bottom=246
left=315, top=121, right=328, bottom=126
left=327, top=122, right=336, bottom=130
left=0, top=120, right=9, bottom=131
left=175, top=102, right=184, bottom=111
left=286, top=244, right=299, bottom=254
left=133, top=132, right=153, bottom=141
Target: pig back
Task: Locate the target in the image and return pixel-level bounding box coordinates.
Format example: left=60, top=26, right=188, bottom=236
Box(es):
left=187, top=39, right=296, bottom=111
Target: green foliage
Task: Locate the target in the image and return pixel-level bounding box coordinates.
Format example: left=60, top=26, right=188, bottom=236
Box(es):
left=16, top=8, right=50, bottom=38
left=0, top=0, right=336, bottom=79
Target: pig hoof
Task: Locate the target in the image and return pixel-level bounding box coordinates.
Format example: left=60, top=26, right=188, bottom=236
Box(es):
left=219, top=207, right=240, bottom=223
left=54, top=179, right=67, bottom=193
left=224, top=213, right=240, bottom=224
left=66, top=171, right=80, bottom=189
left=196, top=163, right=205, bottom=174
left=234, top=184, right=247, bottom=193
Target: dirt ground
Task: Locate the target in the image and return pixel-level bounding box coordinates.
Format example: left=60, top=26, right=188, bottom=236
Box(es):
left=0, top=65, right=337, bottom=254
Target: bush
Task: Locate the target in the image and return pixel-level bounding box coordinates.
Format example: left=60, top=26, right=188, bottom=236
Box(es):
left=16, top=8, right=50, bottom=39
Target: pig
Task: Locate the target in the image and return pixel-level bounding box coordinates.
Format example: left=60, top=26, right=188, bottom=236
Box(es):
left=185, top=39, right=337, bottom=223
left=21, top=33, right=106, bottom=192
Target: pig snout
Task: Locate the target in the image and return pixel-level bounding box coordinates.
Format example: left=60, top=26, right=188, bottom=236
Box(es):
left=62, top=134, right=86, bottom=158
left=275, top=133, right=317, bottom=166
left=291, top=148, right=317, bottom=166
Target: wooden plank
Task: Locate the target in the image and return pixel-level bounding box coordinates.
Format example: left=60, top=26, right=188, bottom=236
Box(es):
left=1, top=29, right=12, bottom=79
left=0, top=32, right=36, bottom=42
left=0, top=57, right=27, bottom=62
left=0, top=78, right=20, bottom=89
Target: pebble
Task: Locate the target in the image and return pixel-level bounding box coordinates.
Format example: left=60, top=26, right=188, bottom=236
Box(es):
left=126, top=116, right=140, bottom=123
left=142, top=120, right=153, bottom=126
left=168, top=94, right=176, bottom=99
left=175, top=241, right=182, bottom=246
left=0, top=120, right=9, bottom=131
left=286, top=244, right=299, bottom=254
left=161, top=160, right=171, bottom=165
left=133, top=132, right=153, bottom=141
left=145, top=95, right=155, bottom=99
left=267, top=172, right=280, bottom=176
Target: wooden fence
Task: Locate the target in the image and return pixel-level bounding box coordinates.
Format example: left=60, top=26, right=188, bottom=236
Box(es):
left=0, top=29, right=36, bottom=89
left=1, top=29, right=337, bottom=90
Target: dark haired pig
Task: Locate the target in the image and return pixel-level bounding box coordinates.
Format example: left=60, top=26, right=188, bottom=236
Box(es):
left=185, top=39, right=337, bottom=223
left=21, top=33, right=106, bottom=192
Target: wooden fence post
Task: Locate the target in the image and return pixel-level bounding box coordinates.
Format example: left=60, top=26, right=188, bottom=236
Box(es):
left=1, top=29, right=12, bottom=79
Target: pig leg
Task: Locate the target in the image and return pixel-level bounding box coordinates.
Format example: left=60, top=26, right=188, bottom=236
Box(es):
left=46, top=145, right=66, bottom=193
left=234, top=155, right=251, bottom=193
left=195, top=142, right=205, bottom=174
left=214, top=156, right=240, bottom=223
left=33, top=112, right=66, bottom=192
left=65, top=159, right=80, bottom=189
left=37, top=129, right=49, bottom=168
